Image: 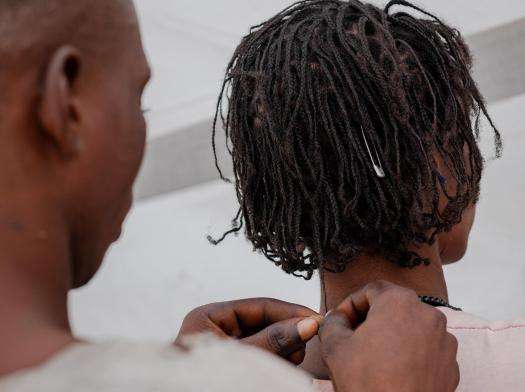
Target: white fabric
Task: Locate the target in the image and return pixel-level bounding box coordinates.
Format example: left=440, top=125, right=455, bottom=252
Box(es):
left=0, top=336, right=314, bottom=392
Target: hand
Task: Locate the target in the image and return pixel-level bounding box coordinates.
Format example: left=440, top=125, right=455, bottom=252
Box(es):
left=319, top=281, right=459, bottom=392
left=176, top=298, right=322, bottom=365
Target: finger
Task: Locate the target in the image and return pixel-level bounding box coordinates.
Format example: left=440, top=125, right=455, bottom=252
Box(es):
left=446, top=333, right=460, bottom=382
left=451, top=360, right=461, bottom=391
left=338, top=281, right=390, bottom=312
left=209, top=298, right=318, bottom=332
left=334, top=281, right=412, bottom=326
left=450, top=360, right=461, bottom=391
left=242, top=316, right=320, bottom=358
left=318, top=310, right=354, bottom=345
left=287, top=349, right=306, bottom=365
left=318, top=310, right=355, bottom=363
left=177, top=306, right=232, bottom=339
left=447, top=333, right=459, bottom=357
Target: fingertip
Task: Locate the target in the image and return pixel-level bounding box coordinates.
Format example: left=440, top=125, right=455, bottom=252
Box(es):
left=297, top=317, right=320, bottom=342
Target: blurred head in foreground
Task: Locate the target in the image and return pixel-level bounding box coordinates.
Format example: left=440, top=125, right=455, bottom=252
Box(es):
left=213, top=0, right=501, bottom=279
left=0, top=0, right=150, bottom=287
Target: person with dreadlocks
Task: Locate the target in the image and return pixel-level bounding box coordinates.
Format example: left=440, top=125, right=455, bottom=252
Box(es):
left=212, top=0, right=525, bottom=390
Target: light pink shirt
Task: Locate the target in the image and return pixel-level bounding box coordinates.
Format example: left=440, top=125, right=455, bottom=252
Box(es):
left=441, top=308, right=525, bottom=391
left=315, top=309, right=525, bottom=392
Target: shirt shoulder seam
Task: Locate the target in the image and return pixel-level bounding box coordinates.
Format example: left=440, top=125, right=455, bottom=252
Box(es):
left=448, top=324, right=525, bottom=332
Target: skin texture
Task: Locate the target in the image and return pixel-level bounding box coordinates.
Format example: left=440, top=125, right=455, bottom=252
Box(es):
left=318, top=282, right=460, bottom=392
left=0, top=0, right=151, bottom=376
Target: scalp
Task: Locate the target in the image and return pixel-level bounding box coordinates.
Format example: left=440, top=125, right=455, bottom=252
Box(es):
left=0, top=0, right=135, bottom=72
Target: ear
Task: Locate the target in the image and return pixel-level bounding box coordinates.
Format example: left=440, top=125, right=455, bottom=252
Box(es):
left=38, top=46, right=84, bottom=159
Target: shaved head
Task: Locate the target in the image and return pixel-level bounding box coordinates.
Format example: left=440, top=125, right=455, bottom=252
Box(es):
left=0, top=0, right=136, bottom=78
left=0, top=0, right=150, bottom=288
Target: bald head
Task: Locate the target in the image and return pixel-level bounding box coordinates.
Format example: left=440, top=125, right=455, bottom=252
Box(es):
left=0, top=0, right=150, bottom=288
left=0, top=0, right=136, bottom=77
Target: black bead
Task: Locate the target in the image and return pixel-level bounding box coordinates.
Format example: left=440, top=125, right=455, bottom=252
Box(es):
left=419, top=295, right=462, bottom=312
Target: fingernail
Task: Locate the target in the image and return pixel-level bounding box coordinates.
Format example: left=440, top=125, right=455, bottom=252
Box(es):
left=312, top=315, right=324, bottom=324
left=297, top=317, right=320, bottom=341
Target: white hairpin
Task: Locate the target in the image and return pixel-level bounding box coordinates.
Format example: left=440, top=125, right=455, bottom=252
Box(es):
left=361, top=126, right=386, bottom=178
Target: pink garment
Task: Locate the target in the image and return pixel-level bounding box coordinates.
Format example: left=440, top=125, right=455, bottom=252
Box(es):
left=314, top=309, right=525, bottom=392
left=441, top=308, right=525, bottom=391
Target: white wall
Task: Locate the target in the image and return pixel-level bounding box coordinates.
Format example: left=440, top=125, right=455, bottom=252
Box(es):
left=70, top=180, right=318, bottom=342
left=70, top=94, right=525, bottom=342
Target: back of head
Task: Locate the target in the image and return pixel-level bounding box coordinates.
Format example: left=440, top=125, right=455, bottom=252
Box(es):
left=213, top=0, right=501, bottom=278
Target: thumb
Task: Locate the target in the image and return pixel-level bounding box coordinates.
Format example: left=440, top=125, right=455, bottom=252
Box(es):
left=242, top=316, right=321, bottom=358
left=318, top=310, right=354, bottom=358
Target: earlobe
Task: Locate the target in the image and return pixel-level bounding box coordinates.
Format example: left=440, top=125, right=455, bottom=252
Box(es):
left=38, top=45, right=83, bottom=159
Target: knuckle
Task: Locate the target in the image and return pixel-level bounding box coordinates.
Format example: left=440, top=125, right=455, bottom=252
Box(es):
left=259, top=297, right=282, bottom=306
left=400, top=286, right=418, bottom=298
left=366, top=280, right=416, bottom=295
left=259, top=297, right=286, bottom=312
left=257, top=297, right=275, bottom=304
left=365, top=280, right=392, bottom=293
left=179, top=306, right=215, bottom=335
left=375, top=280, right=392, bottom=287
left=184, top=307, right=207, bottom=322
left=199, top=303, right=219, bottom=314
left=183, top=302, right=224, bottom=324
left=429, top=308, right=448, bottom=327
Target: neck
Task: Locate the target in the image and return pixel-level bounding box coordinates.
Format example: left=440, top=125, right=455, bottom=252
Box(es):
left=302, top=244, right=450, bottom=379
left=0, top=194, right=75, bottom=376
left=320, top=245, right=448, bottom=314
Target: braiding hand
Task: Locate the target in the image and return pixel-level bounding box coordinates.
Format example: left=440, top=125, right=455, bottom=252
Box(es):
left=176, top=298, right=322, bottom=365
left=319, top=281, right=460, bottom=392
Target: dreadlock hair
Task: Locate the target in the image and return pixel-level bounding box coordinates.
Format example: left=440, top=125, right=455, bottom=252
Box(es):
left=211, top=0, right=502, bottom=280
